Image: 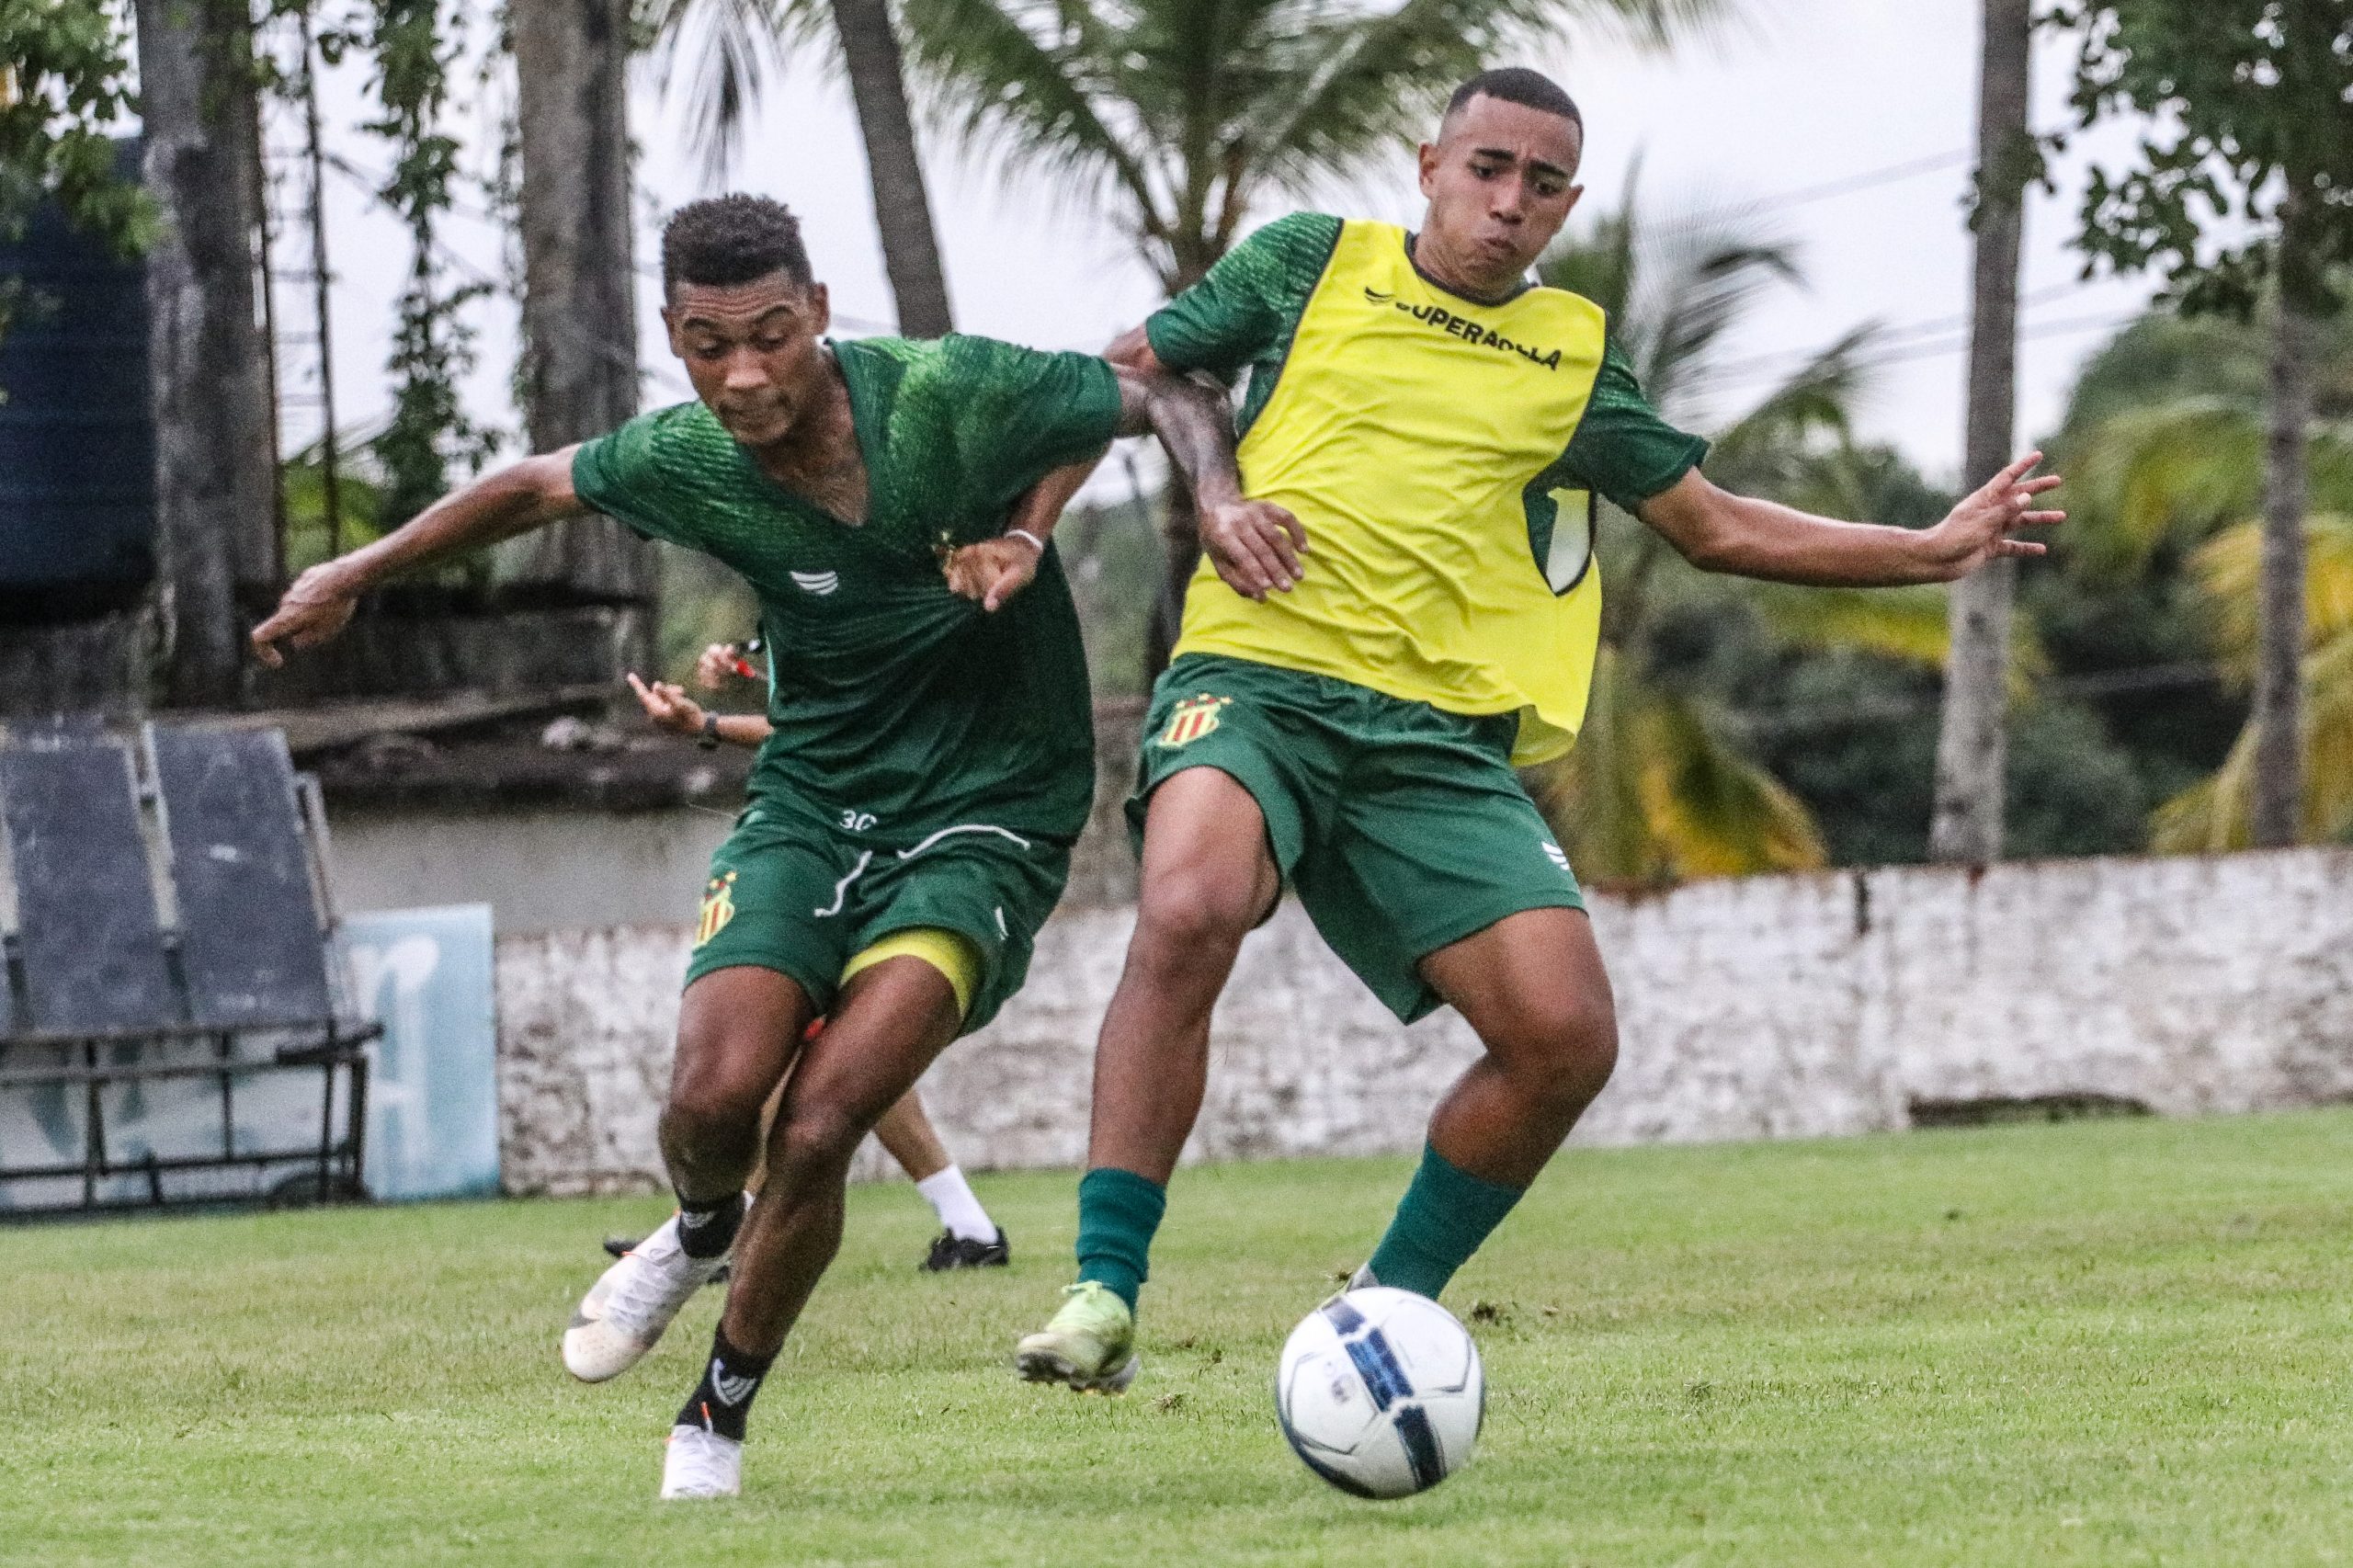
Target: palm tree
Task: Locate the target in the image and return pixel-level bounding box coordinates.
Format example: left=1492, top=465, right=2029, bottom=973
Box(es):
left=886, top=0, right=1723, bottom=666
left=2058, top=310, right=2353, bottom=847
left=649, top=0, right=954, bottom=335
left=1928, top=0, right=2032, bottom=864
left=895, top=0, right=1719, bottom=290
left=1518, top=181, right=1968, bottom=883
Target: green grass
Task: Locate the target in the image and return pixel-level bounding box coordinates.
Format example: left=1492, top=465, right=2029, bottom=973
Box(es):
left=7, top=1111, right=2353, bottom=1566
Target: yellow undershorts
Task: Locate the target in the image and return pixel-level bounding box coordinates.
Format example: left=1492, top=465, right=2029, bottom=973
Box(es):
left=838, top=926, right=981, bottom=1021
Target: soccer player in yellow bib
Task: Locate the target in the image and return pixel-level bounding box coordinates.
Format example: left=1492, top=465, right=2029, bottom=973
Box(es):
left=1014, top=67, right=2064, bottom=1392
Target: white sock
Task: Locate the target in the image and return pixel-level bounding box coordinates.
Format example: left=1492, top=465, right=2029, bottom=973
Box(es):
left=915, top=1165, right=997, bottom=1243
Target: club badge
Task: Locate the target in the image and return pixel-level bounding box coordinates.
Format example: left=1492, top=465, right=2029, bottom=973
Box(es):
left=696, top=869, right=739, bottom=947
left=1158, top=693, right=1233, bottom=749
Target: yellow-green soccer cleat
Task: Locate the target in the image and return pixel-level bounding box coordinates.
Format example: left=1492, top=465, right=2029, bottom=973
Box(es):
left=1014, top=1281, right=1140, bottom=1393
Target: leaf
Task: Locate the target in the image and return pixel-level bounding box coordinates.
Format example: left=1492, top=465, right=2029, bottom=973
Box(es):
left=2188, top=510, right=2353, bottom=674
left=2152, top=625, right=2353, bottom=850
left=1636, top=687, right=1826, bottom=877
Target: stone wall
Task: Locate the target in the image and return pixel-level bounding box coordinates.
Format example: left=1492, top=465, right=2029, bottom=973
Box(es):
left=492, top=847, right=2353, bottom=1195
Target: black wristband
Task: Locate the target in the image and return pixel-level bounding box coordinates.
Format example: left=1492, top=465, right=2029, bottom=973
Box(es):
left=697, top=712, right=722, bottom=750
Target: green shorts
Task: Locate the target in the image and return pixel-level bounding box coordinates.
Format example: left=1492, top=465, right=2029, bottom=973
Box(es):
left=1129, top=653, right=1585, bottom=1023
left=687, top=793, right=1072, bottom=1035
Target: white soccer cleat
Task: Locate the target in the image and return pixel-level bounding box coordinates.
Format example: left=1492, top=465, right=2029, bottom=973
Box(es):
left=661, top=1423, right=743, bottom=1500
left=563, top=1213, right=730, bottom=1382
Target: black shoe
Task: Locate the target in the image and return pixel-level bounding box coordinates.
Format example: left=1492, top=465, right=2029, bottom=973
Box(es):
left=602, top=1233, right=729, bottom=1284
left=922, top=1229, right=1010, bottom=1271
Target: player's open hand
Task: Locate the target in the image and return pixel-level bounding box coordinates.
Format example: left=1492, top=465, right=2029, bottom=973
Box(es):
left=250, top=564, right=360, bottom=667
left=1921, top=451, right=2063, bottom=580
left=943, top=536, right=1040, bottom=613
left=627, top=673, right=707, bottom=736
left=1200, top=498, right=1307, bottom=602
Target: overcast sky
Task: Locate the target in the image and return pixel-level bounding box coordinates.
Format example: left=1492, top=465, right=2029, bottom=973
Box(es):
left=283, top=0, right=2161, bottom=497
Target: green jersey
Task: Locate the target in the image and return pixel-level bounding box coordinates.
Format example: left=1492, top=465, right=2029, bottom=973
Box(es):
left=574, top=335, right=1121, bottom=841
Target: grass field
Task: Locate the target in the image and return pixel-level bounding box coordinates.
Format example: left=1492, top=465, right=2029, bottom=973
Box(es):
left=7, top=1110, right=2353, bottom=1566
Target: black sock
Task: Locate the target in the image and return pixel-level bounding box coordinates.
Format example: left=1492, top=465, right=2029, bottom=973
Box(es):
left=675, top=1191, right=745, bottom=1260
left=676, top=1328, right=773, bottom=1440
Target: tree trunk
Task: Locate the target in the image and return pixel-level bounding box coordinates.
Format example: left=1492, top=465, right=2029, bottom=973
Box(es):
left=509, top=0, right=649, bottom=602
left=136, top=0, right=278, bottom=708
left=1928, top=0, right=2030, bottom=863
left=829, top=0, right=954, bottom=338
left=2251, top=284, right=2314, bottom=846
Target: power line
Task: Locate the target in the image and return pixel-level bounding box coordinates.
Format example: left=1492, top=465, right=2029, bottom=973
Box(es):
left=1648, top=150, right=1972, bottom=238
left=1704, top=281, right=2087, bottom=382
left=1710, top=304, right=2143, bottom=390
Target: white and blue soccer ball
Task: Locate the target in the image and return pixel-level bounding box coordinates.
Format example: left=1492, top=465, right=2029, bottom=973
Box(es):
left=1275, top=1287, right=1484, bottom=1498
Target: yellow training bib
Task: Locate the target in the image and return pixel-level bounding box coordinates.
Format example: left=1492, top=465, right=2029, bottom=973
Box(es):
left=1172, top=221, right=1608, bottom=765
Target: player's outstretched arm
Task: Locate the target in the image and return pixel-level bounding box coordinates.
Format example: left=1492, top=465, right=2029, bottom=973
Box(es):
left=250, top=448, right=589, bottom=665
left=1106, top=330, right=1306, bottom=603
left=1638, top=452, right=2063, bottom=587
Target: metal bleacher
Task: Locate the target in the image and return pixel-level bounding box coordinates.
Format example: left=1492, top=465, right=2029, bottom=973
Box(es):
left=0, top=721, right=377, bottom=1215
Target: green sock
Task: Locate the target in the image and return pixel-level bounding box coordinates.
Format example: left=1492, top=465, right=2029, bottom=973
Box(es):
left=1364, top=1142, right=1528, bottom=1300
left=1074, top=1165, right=1166, bottom=1312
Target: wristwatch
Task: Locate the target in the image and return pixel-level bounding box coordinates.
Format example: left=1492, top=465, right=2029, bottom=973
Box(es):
left=698, top=712, right=722, bottom=750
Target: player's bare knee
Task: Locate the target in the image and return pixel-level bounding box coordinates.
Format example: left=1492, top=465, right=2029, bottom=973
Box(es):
left=1494, top=992, right=1617, bottom=1108
left=1131, top=874, right=1257, bottom=973
left=664, top=1059, right=768, bottom=1139
left=767, top=1101, right=867, bottom=1187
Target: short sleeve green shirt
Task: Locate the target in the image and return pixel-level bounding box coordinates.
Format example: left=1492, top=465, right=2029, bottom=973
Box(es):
left=1147, top=212, right=1708, bottom=513
left=573, top=335, right=1120, bottom=841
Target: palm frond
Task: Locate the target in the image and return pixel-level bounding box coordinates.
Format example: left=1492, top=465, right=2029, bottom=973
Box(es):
left=1244, top=0, right=1574, bottom=193
left=2188, top=510, right=2353, bottom=675
left=1530, top=646, right=1828, bottom=882
left=1702, top=327, right=1875, bottom=490
left=2061, top=395, right=2268, bottom=576
left=1745, top=582, right=1951, bottom=667
left=1637, top=687, right=1827, bottom=877
left=894, top=0, right=1165, bottom=245
left=2153, top=626, right=2353, bottom=849
left=645, top=0, right=820, bottom=181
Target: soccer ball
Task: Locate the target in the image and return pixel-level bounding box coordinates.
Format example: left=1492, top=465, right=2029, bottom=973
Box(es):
left=1275, top=1287, right=1483, bottom=1498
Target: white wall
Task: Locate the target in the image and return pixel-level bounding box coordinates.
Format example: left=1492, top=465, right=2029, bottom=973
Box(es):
left=330, top=806, right=731, bottom=937
left=491, top=848, right=2353, bottom=1196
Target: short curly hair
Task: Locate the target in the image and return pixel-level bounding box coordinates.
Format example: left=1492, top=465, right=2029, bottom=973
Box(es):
left=660, top=195, right=813, bottom=294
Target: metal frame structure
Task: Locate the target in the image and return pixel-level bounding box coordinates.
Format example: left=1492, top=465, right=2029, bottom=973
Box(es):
left=0, top=722, right=379, bottom=1217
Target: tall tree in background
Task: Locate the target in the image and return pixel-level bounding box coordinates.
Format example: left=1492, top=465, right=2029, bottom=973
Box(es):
left=2052, top=0, right=2353, bottom=846
left=2056, top=308, right=2353, bottom=846
left=510, top=0, right=651, bottom=599
left=1928, top=0, right=2032, bottom=864
left=891, top=0, right=1722, bottom=668
left=649, top=0, right=954, bottom=335
left=136, top=0, right=279, bottom=704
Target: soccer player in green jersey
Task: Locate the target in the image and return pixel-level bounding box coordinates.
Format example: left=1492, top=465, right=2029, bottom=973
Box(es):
left=1015, top=67, right=2064, bottom=1391
left=251, top=195, right=1235, bottom=1498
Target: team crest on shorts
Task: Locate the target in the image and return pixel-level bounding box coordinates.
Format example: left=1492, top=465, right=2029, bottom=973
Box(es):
left=696, top=869, right=739, bottom=947
left=1158, top=693, right=1233, bottom=748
